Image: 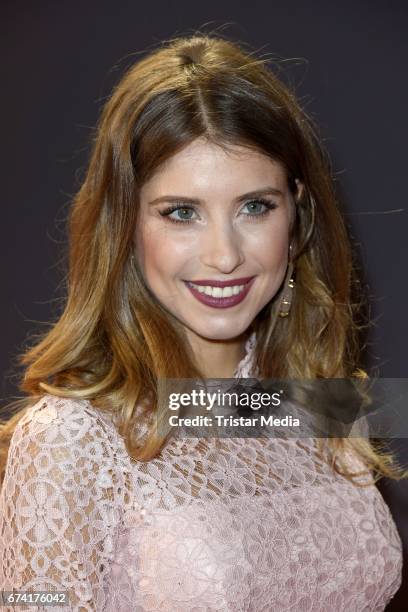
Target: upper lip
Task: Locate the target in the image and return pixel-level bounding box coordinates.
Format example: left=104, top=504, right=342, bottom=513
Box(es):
left=186, top=276, right=255, bottom=288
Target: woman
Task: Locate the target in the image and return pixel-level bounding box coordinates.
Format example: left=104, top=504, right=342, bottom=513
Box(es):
left=0, top=33, right=405, bottom=611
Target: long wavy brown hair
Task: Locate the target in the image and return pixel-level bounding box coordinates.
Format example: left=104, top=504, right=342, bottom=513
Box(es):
left=1, top=32, right=406, bottom=487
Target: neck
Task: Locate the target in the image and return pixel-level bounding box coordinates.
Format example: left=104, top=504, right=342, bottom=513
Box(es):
left=185, top=328, right=252, bottom=378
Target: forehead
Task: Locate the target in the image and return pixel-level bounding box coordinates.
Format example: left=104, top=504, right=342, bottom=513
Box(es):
left=140, top=138, right=288, bottom=197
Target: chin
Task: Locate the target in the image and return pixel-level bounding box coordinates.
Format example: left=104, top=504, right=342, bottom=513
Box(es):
left=188, top=323, right=252, bottom=342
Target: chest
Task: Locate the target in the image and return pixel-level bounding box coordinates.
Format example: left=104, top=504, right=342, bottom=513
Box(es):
left=107, top=443, right=403, bottom=611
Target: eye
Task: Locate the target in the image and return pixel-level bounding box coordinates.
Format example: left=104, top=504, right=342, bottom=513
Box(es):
left=158, top=198, right=278, bottom=225
left=241, top=198, right=278, bottom=217
left=159, top=205, right=198, bottom=224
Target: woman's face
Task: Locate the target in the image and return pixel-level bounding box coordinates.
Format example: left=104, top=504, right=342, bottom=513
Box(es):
left=135, top=138, right=300, bottom=342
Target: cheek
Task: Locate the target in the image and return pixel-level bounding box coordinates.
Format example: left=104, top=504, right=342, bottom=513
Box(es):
left=136, top=221, right=192, bottom=284
left=249, top=225, right=289, bottom=271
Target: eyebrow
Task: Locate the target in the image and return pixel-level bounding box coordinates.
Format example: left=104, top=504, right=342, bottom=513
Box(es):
left=148, top=186, right=284, bottom=206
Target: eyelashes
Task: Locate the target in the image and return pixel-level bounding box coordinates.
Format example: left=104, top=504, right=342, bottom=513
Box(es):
left=158, top=198, right=278, bottom=225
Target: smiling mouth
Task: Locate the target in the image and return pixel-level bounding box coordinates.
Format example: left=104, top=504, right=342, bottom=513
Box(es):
left=187, top=281, right=248, bottom=298
left=183, top=277, right=256, bottom=308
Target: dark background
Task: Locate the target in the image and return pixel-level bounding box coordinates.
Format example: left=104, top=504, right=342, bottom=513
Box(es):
left=2, top=1, right=407, bottom=608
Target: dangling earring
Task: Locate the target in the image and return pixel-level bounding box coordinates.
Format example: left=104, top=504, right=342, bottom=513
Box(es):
left=260, top=244, right=296, bottom=356
left=278, top=245, right=295, bottom=317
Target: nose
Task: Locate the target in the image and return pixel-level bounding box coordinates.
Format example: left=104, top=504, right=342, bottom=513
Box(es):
left=200, top=221, right=245, bottom=273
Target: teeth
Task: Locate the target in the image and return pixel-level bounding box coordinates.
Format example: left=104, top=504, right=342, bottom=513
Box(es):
left=219, top=286, right=232, bottom=297
left=189, top=282, right=246, bottom=298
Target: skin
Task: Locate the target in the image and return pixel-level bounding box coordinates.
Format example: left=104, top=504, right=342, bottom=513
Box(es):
left=135, top=137, right=303, bottom=377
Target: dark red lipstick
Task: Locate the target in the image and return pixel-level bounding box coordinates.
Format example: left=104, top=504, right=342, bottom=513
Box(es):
left=186, top=276, right=255, bottom=288
left=184, top=276, right=256, bottom=309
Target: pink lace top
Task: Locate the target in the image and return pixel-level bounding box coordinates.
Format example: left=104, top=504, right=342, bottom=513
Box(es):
left=0, top=333, right=403, bottom=611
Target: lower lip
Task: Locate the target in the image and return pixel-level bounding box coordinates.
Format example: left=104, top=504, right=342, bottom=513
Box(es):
left=184, top=277, right=256, bottom=309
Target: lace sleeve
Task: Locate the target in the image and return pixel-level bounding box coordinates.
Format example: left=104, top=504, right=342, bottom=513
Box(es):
left=0, top=395, right=124, bottom=611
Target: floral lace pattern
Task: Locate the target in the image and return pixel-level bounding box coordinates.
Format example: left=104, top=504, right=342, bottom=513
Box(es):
left=0, top=335, right=403, bottom=611
left=232, top=331, right=258, bottom=378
